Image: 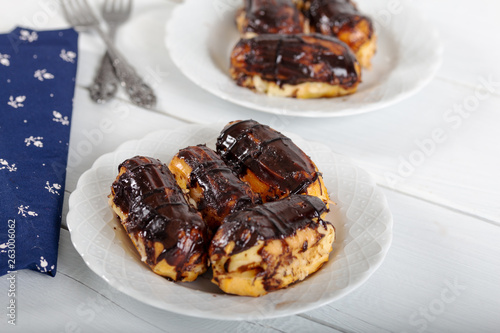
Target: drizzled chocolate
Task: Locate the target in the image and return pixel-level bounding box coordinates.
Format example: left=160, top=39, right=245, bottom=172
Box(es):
left=111, top=156, right=208, bottom=278
left=230, top=33, right=360, bottom=88
left=216, top=119, right=320, bottom=202
left=241, top=0, right=305, bottom=35
left=175, top=145, right=260, bottom=231
left=210, top=195, right=330, bottom=257
left=307, top=0, right=374, bottom=45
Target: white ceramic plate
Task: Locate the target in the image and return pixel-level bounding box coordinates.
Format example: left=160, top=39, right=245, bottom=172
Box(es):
left=165, top=0, right=442, bottom=117
left=67, top=123, right=393, bottom=320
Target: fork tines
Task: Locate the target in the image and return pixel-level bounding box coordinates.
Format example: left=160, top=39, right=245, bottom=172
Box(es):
left=61, top=0, right=98, bottom=27
left=103, top=0, right=132, bottom=17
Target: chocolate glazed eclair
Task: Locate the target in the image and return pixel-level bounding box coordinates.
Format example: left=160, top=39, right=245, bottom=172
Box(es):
left=216, top=119, right=330, bottom=207
left=304, top=0, right=377, bottom=68
left=109, top=156, right=209, bottom=282
left=168, top=144, right=260, bottom=234
left=230, top=33, right=361, bottom=98
left=236, top=0, right=308, bottom=38
left=209, top=195, right=335, bottom=297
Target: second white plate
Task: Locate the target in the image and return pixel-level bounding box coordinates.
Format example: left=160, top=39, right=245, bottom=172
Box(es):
left=67, top=123, right=392, bottom=320
left=165, top=0, right=442, bottom=117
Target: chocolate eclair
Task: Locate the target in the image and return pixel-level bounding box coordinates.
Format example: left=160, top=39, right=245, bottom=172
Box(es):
left=109, top=156, right=209, bottom=282
left=304, top=0, right=376, bottom=68
left=236, top=0, right=308, bottom=38
left=168, top=145, right=260, bottom=233
left=216, top=119, right=329, bottom=206
left=229, top=33, right=361, bottom=98
left=209, top=195, right=335, bottom=297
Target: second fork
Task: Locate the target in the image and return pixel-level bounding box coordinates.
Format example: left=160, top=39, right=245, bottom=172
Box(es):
left=89, top=0, right=132, bottom=104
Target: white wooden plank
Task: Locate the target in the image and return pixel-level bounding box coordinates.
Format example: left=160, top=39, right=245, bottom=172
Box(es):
left=301, top=188, right=500, bottom=332
left=0, top=271, right=167, bottom=333
left=415, top=0, right=500, bottom=87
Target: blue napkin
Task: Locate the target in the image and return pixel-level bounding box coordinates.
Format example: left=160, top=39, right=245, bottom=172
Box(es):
left=0, top=27, right=78, bottom=276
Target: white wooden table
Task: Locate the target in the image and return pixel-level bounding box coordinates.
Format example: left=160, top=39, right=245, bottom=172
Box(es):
left=1, top=0, right=500, bottom=332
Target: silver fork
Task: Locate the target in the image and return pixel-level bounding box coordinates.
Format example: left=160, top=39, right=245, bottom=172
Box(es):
left=62, top=0, right=156, bottom=109
left=89, top=0, right=132, bottom=104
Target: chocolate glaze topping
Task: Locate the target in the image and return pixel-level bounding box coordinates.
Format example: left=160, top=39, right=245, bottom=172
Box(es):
left=231, top=33, right=359, bottom=88
left=216, top=120, right=320, bottom=201
left=307, top=0, right=373, bottom=38
left=210, top=195, right=330, bottom=256
left=243, top=0, right=304, bottom=34
left=111, top=156, right=208, bottom=277
left=176, top=145, right=260, bottom=230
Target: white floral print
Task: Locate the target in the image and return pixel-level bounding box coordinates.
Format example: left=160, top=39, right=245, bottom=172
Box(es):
left=52, top=111, right=70, bottom=125
left=60, top=49, right=76, bottom=63
left=19, top=29, right=38, bottom=42
left=34, top=69, right=54, bottom=81
left=45, top=181, right=61, bottom=195
left=25, top=136, right=44, bottom=147
left=17, top=205, right=38, bottom=217
left=0, top=159, right=17, bottom=172
left=0, top=53, right=10, bottom=66
left=7, top=95, right=25, bottom=108
left=36, top=256, right=55, bottom=273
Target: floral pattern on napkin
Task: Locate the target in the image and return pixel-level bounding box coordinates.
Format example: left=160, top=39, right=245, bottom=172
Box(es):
left=0, top=27, right=78, bottom=277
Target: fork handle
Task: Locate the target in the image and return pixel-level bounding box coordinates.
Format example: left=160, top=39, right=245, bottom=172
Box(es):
left=95, top=27, right=157, bottom=109
left=89, top=24, right=119, bottom=104
left=89, top=52, right=119, bottom=103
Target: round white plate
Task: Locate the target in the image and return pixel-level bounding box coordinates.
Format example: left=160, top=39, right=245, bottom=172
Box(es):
left=165, top=0, right=442, bottom=117
left=67, top=123, right=393, bottom=320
